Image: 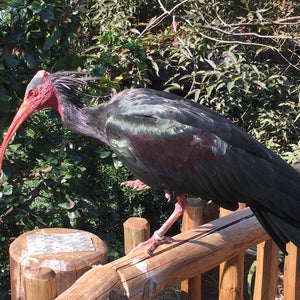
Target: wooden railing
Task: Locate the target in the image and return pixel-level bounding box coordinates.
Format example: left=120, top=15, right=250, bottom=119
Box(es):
left=54, top=206, right=300, bottom=299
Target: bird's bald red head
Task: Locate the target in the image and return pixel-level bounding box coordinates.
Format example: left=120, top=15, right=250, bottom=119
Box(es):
left=25, top=70, right=47, bottom=92
left=0, top=70, right=62, bottom=171
left=22, top=70, right=63, bottom=114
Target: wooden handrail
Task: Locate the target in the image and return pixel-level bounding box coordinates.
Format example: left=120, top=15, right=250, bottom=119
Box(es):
left=56, top=208, right=269, bottom=300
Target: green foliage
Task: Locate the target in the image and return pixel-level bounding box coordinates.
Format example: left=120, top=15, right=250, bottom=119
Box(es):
left=142, top=0, right=300, bottom=157
left=0, top=0, right=299, bottom=298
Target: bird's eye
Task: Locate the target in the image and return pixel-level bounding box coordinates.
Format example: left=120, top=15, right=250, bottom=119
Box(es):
left=28, top=90, right=38, bottom=97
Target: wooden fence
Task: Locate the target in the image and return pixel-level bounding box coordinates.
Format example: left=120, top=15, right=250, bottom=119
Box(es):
left=13, top=201, right=300, bottom=299
left=53, top=206, right=300, bottom=300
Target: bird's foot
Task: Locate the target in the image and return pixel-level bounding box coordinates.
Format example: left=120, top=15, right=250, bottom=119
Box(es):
left=129, top=194, right=186, bottom=255
left=121, top=179, right=150, bottom=191
left=129, top=231, right=173, bottom=255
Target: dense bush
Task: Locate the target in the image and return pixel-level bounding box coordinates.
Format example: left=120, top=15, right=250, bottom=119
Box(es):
left=0, top=0, right=299, bottom=297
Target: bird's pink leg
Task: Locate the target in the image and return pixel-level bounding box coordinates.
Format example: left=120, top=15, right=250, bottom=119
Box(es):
left=121, top=179, right=150, bottom=191
left=131, top=194, right=187, bottom=255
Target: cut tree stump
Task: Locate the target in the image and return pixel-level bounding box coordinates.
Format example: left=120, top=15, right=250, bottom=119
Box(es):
left=10, top=228, right=107, bottom=300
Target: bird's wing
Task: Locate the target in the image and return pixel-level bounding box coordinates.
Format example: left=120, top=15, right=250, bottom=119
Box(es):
left=104, top=99, right=275, bottom=210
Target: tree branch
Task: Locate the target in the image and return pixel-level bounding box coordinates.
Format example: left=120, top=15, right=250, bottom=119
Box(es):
left=139, top=0, right=190, bottom=37
left=203, top=24, right=300, bottom=41
left=139, top=0, right=299, bottom=46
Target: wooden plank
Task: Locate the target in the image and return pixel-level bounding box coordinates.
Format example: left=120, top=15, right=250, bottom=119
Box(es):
left=253, top=240, right=278, bottom=300
left=219, top=204, right=246, bottom=300
left=180, top=198, right=204, bottom=300
left=56, top=208, right=269, bottom=300
left=284, top=242, right=300, bottom=300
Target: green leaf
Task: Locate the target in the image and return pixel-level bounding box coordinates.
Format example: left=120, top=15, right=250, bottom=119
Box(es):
left=43, top=27, right=61, bottom=51
left=255, top=46, right=269, bottom=57
left=227, top=81, right=235, bottom=92
left=247, top=260, right=256, bottom=297
left=206, top=83, right=216, bottom=97
left=0, top=182, right=13, bottom=196
left=28, top=1, right=43, bottom=13
left=67, top=210, right=81, bottom=227
left=40, top=5, right=55, bottom=20
left=149, top=57, right=160, bottom=77
left=58, top=200, right=75, bottom=210
left=113, top=158, right=123, bottom=169
left=4, top=55, right=19, bottom=68
left=251, top=65, right=260, bottom=75
left=100, top=151, right=111, bottom=159
left=254, top=80, right=268, bottom=90
left=0, top=85, right=8, bottom=102
left=24, top=53, right=38, bottom=68
left=204, top=59, right=216, bottom=69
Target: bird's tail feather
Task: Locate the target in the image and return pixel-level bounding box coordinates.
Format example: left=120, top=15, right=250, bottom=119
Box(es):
left=250, top=204, right=300, bottom=255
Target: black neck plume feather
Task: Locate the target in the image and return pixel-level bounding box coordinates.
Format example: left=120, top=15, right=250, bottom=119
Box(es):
left=50, top=71, right=100, bottom=108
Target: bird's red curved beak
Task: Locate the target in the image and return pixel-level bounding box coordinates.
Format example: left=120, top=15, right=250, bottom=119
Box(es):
left=0, top=98, right=38, bottom=171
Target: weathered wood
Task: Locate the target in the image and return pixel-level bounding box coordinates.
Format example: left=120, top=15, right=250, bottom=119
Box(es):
left=219, top=255, right=244, bottom=300
left=123, top=217, right=150, bottom=255
left=180, top=198, right=204, bottom=300
left=284, top=242, right=300, bottom=300
left=57, top=208, right=269, bottom=300
left=10, top=228, right=107, bottom=300
left=253, top=240, right=278, bottom=300
left=24, top=267, right=56, bottom=300
left=218, top=204, right=246, bottom=300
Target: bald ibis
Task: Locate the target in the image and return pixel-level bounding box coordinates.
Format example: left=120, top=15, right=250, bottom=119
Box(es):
left=0, top=70, right=300, bottom=254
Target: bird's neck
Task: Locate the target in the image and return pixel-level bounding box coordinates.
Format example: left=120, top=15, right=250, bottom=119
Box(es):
left=61, top=102, right=109, bottom=144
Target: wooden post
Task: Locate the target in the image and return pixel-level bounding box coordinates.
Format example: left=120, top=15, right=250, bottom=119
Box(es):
left=9, top=228, right=107, bottom=299
left=123, top=217, right=150, bottom=254
left=181, top=198, right=204, bottom=300
left=219, top=204, right=246, bottom=300
left=252, top=239, right=278, bottom=300
left=284, top=242, right=300, bottom=299
left=24, top=267, right=56, bottom=300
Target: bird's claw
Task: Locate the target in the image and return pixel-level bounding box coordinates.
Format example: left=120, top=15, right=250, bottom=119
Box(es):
left=121, top=179, right=150, bottom=191
left=128, top=232, right=173, bottom=256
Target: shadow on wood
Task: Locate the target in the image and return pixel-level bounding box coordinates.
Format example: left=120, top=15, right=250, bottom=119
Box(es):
left=56, top=208, right=269, bottom=300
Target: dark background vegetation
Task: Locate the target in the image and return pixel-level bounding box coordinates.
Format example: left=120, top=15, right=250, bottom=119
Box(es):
left=0, top=0, right=299, bottom=298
